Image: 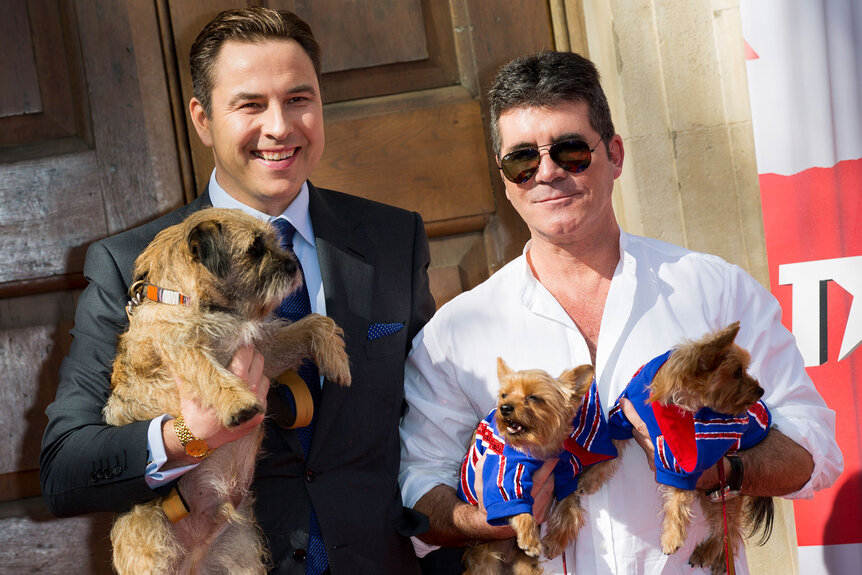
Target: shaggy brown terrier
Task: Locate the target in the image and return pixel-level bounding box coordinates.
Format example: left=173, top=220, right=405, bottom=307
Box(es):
left=576, top=322, right=773, bottom=574
left=462, top=358, right=594, bottom=575
left=104, top=207, right=351, bottom=575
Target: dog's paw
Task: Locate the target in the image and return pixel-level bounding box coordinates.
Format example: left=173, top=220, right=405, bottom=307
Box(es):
left=661, top=534, right=683, bottom=556
left=511, top=515, right=542, bottom=558
left=311, top=318, right=351, bottom=387
left=227, top=402, right=262, bottom=427
left=688, top=536, right=723, bottom=572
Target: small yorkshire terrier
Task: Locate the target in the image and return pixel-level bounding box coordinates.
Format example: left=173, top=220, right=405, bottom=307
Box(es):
left=104, top=207, right=352, bottom=575
left=578, top=322, right=774, bottom=574
left=458, top=358, right=615, bottom=575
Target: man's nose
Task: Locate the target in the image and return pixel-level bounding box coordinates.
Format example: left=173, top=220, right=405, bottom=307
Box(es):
left=533, top=148, right=566, bottom=183
left=262, top=105, right=291, bottom=140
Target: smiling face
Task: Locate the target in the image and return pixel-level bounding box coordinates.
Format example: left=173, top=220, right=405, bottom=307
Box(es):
left=189, top=39, right=324, bottom=216
left=497, top=100, right=624, bottom=250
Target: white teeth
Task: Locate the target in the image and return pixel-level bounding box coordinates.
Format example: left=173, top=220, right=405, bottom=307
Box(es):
left=256, top=150, right=295, bottom=161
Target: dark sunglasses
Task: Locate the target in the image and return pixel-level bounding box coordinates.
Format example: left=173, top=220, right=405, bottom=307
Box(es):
left=498, top=138, right=602, bottom=184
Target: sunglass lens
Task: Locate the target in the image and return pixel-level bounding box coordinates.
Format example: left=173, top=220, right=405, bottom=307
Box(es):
left=500, top=148, right=540, bottom=183
left=551, top=140, right=593, bottom=173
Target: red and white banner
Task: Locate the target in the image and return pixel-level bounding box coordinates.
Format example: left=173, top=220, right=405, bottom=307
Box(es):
left=740, top=0, right=861, bottom=572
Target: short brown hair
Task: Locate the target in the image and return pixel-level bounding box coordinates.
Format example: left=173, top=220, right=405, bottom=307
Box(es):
left=190, top=7, right=321, bottom=116
left=488, top=51, right=615, bottom=156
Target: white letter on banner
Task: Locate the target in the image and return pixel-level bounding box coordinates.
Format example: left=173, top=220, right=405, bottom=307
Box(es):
left=778, top=256, right=862, bottom=366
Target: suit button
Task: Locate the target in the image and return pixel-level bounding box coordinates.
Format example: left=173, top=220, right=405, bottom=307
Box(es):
left=89, top=471, right=99, bottom=482
left=292, top=548, right=307, bottom=562
left=113, top=466, right=123, bottom=476
left=96, top=470, right=105, bottom=480
left=305, top=470, right=315, bottom=483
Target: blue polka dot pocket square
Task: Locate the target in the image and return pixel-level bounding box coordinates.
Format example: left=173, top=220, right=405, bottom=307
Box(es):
left=367, top=322, right=405, bottom=340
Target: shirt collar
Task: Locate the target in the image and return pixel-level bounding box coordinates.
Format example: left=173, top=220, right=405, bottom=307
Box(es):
left=517, top=228, right=630, bottom=317
left=207, top=169, right=315, bottom=247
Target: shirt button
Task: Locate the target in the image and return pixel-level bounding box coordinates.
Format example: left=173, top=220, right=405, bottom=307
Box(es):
left=292, top=548, right=307, bottom=562
left=305, top=470, right=315, bottom=483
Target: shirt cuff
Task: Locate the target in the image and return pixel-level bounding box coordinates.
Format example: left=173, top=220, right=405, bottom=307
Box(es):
left=410, top=536, right=439, bottom=558
left=145, top=414, right=198, bottom=488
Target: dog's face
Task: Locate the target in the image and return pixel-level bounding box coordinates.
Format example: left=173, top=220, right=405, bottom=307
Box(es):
left=495, top=358, right=594, bottom=458
left=650, top=321, right=764, bottom=415
left=133, top=207, right=302, bottom=320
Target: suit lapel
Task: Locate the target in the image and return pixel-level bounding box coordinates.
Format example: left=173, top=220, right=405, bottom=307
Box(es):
left=307, top=183, right=375, bottom=459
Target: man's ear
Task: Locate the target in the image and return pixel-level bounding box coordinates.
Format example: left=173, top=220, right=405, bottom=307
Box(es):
left=189, top=97, right=213, bottom=148
left=609, top=134, right=625, bottom=179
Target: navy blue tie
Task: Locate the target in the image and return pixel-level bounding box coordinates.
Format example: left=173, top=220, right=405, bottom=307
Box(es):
left=271, top=218, right=329, bottom=575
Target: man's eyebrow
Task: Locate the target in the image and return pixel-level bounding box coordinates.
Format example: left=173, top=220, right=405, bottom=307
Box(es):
left=289, top=83, right=318, bottom=96
left=504, top=133, right=589, bottom=153
left=229, top=92, right=263, bottom=105
left=227, top=84, right=319, bottom=106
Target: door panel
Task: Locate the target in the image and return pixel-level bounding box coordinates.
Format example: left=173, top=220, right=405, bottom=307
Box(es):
left=0, top=1, right=184, bottom=569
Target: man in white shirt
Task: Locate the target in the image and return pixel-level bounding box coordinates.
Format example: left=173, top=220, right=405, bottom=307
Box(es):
left=399, top=50, right=842, bottom=574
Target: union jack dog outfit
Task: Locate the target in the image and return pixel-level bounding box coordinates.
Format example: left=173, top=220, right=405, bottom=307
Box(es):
left=458, top=379, right=617, bottom=524
left=608, top=350, right=772, bottom=490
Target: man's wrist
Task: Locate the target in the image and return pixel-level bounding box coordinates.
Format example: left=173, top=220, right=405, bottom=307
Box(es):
left=705, top=453, right=744, bottom=502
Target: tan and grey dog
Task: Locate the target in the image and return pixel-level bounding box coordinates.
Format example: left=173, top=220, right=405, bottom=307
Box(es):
left=461, top=359, right=595, bottom=575
left=577, top=322, right=773, bottom=574
left=104, top=207, right=351, bottom=575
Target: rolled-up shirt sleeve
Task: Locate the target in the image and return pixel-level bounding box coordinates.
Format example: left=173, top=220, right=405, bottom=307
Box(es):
left=399, top=321, right=480, bottom=509
left=725, top=264, right=843, bottom=498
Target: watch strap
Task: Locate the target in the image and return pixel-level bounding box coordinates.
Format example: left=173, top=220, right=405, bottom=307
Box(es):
left=706, top=453, right=743, bottom=502
left=173, top=414, right=212, bottom=458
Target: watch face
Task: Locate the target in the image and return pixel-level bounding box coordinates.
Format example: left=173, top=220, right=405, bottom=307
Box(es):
left=185, top=438, right=210, bottom=458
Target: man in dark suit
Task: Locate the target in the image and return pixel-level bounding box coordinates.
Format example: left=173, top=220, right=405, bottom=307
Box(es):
left=39, top=7, right=434, bottom=575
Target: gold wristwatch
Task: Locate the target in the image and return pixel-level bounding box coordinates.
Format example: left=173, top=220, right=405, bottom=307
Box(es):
left=173, top=415, right=212, bottom=458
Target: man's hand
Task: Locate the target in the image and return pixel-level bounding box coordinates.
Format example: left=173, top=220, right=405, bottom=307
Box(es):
left=164, top=345, right=269, bottom=465
left=619, top=397, right=655, bottom=472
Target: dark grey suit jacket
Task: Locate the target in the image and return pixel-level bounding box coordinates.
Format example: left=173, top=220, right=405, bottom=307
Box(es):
left=40, top=183, right=435, bottom=575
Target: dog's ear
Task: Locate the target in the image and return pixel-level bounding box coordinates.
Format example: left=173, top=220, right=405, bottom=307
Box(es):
left=188, top=220, right=230, bottom=279
left=697, top=321, right=741, bottom=373
left=497, top=357, right=514, bottom=380
left=559, top=364, right=594, bottom=398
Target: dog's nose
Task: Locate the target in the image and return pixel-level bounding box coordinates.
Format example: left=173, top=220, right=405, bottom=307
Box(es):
left=499, top=404, right=513, bottom=416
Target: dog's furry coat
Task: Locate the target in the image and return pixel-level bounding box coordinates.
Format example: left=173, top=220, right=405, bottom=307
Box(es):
left=104, top=208, right=351, bottom=574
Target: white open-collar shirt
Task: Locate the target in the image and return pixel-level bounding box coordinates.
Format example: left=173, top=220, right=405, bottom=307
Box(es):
left=399, top=230, right=842, bottom=574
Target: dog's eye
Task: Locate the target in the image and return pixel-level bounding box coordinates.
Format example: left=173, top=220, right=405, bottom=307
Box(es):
left=526, top=395, right=541, bottom=403
left=500, top=393, right=507, bottom=399
left=247, top=234, right=267, bottom=258
left=733, top=366, right=743, bottom=379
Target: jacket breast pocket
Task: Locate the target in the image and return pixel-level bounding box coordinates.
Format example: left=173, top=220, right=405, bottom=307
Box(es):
left=364, top=320, right=406, bottom=359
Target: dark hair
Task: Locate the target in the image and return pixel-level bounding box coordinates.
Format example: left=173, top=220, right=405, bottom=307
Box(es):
left=190, top=7, right=321, bottom=116
left=488, top=51, right=616, bottom=155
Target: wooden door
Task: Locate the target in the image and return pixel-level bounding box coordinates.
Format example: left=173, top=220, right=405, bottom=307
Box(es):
left=0, top=1, right=557, bottom=571
left=0, top=1, right=184, bottom=572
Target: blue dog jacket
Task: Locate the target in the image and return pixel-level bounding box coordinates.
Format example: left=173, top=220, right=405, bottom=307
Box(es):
left=458, top=378, right=617, bottom=524
left=608, top=350, right=772, bottom=490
